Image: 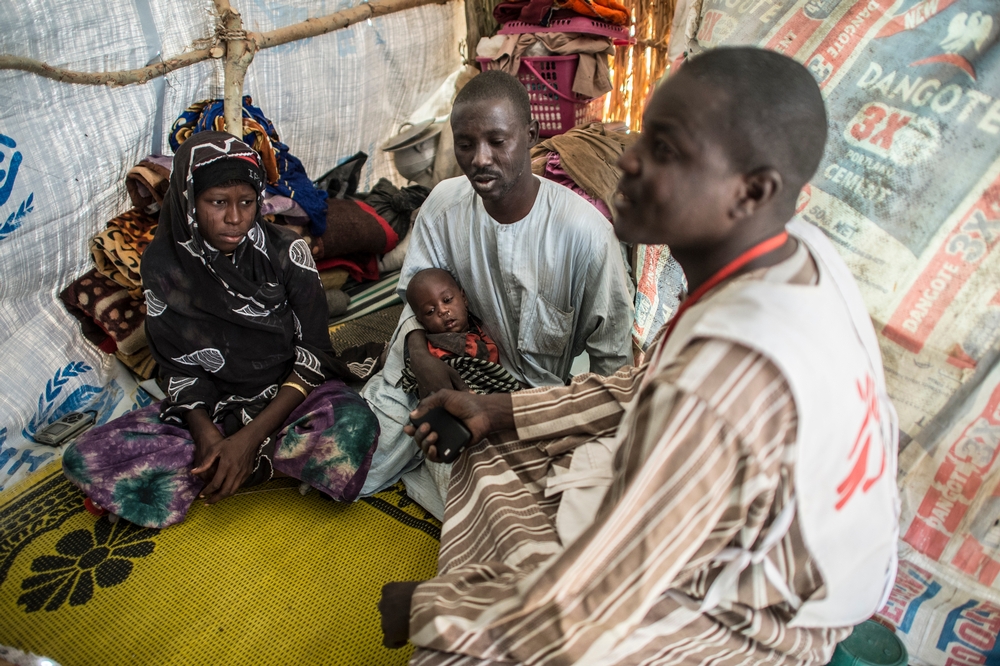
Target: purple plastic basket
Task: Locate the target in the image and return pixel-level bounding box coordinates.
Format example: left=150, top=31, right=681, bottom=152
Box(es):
left=477, top=55, right=605, bottom=137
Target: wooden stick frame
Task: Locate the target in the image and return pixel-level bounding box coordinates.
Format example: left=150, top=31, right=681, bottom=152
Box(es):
left=0, top=0, right=453, bottom=137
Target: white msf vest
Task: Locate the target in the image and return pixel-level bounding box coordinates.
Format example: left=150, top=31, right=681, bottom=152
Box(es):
left=645, top=218, right=899, bottom=628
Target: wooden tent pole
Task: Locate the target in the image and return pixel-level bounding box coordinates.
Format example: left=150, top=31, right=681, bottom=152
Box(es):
left=0, top=49, right=213, bottom=86
left=254, top=0, right=449, bottom=49
left=0, top=0, right=452, bottom=87
left=213, top=0, right=255, bottom=138
left=463, top=0, right=500, bottom=66
left=606, top=0, right=676, bottom=129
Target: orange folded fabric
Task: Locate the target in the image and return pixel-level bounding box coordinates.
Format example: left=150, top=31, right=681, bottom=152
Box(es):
left=555, top=0, right=629, bottom=25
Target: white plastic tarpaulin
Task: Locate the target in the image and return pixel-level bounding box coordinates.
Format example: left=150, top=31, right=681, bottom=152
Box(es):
left=0, top=0, right=465, bottom=492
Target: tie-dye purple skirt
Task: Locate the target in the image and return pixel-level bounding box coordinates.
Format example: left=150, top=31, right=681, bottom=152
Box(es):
left=62, top=380, right=378, bottom=529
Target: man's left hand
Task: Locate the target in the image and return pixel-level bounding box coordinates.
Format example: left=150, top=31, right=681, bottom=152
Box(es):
left=379, top=580, right=421, bottom=649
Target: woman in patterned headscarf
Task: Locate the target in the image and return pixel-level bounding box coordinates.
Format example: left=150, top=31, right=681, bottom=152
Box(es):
left=63, top=132, right=379, bottom=529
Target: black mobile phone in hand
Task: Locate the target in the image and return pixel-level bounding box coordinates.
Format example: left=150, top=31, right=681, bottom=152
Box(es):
left=34, top=411, right=96, bottom=446
left=409, top=406, right=472, bottom=463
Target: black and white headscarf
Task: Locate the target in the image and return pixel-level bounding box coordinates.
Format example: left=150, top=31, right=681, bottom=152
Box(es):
left=142, top=131, right=351, bottom=426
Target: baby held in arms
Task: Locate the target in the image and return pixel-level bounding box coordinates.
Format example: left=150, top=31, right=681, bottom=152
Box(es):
left=401, top=268, right=520, bottom=395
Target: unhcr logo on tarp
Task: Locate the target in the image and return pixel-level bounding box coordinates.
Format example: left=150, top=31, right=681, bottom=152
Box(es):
left=0, top=133, right=33, bottom=242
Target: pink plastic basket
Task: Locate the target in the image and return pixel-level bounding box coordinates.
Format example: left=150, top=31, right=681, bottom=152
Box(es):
left=477, top=55, right=605, bottom=137
left=498, top=16, right=631, bottom=41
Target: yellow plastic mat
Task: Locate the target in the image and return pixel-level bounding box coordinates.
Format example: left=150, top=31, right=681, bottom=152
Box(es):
left=0, top=462, right=440, bottom=666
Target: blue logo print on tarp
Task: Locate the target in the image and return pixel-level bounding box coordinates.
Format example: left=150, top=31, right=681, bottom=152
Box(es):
left=0, top=133, right=33, bottom=241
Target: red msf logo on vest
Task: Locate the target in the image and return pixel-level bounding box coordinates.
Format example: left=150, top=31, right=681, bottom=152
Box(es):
left=836, top=374, right=887, bottom=510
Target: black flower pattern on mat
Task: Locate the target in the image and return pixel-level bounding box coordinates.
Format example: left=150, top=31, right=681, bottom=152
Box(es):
left=389, top=484, right=429, bottom=514
left=0, top=471, right=86, bottom=588
left=18, top=517, right=158, bottom=612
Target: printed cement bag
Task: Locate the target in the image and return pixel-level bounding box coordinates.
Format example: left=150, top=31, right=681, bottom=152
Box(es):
left=882, top=360, right=1000, bottom=664
left=664, top=1, right=1000, bottom=663
left=632, top=245, right=685, bottom=351
left=0, top=0, right=464, bottom=492
left=879, top=555, right=1000, bottom=665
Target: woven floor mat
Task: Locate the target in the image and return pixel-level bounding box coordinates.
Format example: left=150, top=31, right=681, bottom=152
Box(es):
left=0, top=463, right=439, bottom=666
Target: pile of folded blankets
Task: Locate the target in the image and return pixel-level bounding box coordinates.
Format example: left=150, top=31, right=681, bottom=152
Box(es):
left=61, top=97, right=429, bottom=381
left=529, top=121, right=638, bottom=223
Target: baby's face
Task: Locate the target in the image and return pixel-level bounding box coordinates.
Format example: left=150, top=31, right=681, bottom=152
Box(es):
left=411, top=278, right=469, bottom=334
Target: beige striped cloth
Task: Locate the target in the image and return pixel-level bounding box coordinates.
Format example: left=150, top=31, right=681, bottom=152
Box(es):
left=408, top=244, right=852, bottom=665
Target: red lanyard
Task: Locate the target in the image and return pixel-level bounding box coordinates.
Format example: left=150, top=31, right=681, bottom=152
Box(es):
left=661, top=231, right=789, bottom=342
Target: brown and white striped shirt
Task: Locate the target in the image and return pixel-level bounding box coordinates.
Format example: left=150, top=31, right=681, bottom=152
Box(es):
left=409, top=243, right=852, bottom=665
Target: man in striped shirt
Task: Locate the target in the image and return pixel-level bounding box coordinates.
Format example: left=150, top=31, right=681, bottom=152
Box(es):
left=381, top=47, right=899, bottom=665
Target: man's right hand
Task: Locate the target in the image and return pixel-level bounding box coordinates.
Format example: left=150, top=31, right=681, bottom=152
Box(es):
left=404, top=391, right=514, bottom=462
left=407, top=330, right=469, bottom=398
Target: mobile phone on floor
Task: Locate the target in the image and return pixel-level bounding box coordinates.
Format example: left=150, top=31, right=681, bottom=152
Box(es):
left=409, top=406, right=472, bottom=463
left=34, top=411, right=96, bottom=446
